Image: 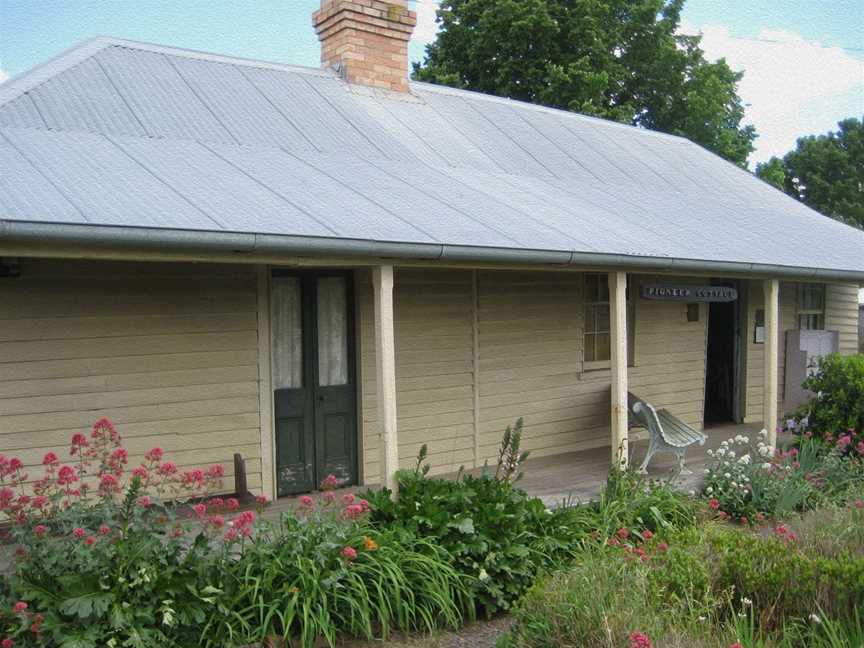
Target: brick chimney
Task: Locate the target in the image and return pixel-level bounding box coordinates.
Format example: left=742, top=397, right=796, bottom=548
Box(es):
left=313, top=0, right=417, bottom=93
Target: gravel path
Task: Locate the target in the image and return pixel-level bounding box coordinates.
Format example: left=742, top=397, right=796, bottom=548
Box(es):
left=343, top=616, right=511, bottom=648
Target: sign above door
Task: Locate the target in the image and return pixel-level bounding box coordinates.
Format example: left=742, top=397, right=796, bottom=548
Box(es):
left=640, top=284, right=738, bottom=302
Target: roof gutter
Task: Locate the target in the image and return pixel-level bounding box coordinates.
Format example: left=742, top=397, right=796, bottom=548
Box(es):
left=2, top=220, right=863, bottom=282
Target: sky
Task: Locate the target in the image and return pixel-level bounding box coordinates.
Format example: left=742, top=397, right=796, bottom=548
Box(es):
left=0, top=0, right=862, bottom=165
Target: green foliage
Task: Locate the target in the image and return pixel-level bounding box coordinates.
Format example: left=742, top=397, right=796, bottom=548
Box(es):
left=414, top=0, right=756, bottom=165
left=797, top=352, right=864, bottom=436
left=211, top=501, right=470, bottom=648
left=756, top=118, right=864, bottom=228
left=702, top=429, right=864, bottom=521
left=501, top=506, right=864, bottom=648
left=363, top=466, right=556, bottom=616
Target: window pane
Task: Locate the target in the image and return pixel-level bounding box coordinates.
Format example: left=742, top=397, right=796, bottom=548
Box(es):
left=597, top=274, right=609, bottom=302
left=271, top=277, right=303, bottom=389
left=595, top=333, right=611, bottom=361
left=317, top=277, right=348, bottom=386
left=585, top=275, right=598, bottom=302
left=584, top=334, right=595, bottom=362
left=596, top=304, right=610, bottom=333
left=584, top=305, right=596, bottom=334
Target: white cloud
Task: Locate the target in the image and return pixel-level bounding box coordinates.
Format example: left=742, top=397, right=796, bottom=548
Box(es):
left=411, top=0, right=440, bottom=48
left=681, top=20, right=864, bottom=163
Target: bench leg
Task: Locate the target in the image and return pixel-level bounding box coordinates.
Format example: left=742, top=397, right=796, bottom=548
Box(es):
left=638, top=440, right=659, bottom=474
left=676, top=449, right=691, bottom=475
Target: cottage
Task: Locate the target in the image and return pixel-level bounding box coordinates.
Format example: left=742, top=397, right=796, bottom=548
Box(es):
left=1, top=1, right=861, bottom=500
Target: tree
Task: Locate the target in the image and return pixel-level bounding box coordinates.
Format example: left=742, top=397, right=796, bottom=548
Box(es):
left=413, top=0, right=756, bottom=166
left=755, top=118, right=864, bottom=228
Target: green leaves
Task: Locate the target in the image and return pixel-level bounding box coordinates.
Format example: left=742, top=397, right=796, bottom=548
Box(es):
left=757, top=118, right=864, bottom=228
left=415, top=0, right=756, bottom=165
left=58, top=592, right=113, bottom=620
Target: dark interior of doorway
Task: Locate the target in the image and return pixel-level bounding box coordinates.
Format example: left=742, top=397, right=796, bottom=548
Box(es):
left=704, top=293, right=738, bottom=424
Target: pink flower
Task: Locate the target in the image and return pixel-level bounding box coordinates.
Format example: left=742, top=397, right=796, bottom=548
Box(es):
left=144, top=447, right=164, bottom=462
left=98, top=473, right=120, bottom=496
left=193, top=503, right=207, bottom=520
left=708, top=498, right=720, bottom=510
left=208, top=515, right=225, bottom=529
left=359, top=499, right=371, bottom=512
left=31, top=496, right=48, bottom=510
left=616, top=527, right=629, bottom=539
left=131, top=465, right=149, bottom=479
left=157, top=461, right=177, bottom=476
left=226, top=497, right=240, bottom=511
left=206, top=464, right=225, bottom=478
left=208, top=497, right=225, bottom=509
left=855, top=500, right=863, bottom=510
left=13, top=602, right=27, bottom=614
left=42, top=452, right=58, bottom=466
left=182, top=469, right=205, bottom=487
left=342, top=493, right=356, bottom=505
left=72, top=527, right=86, bottom=539
left=84, top=535, right=97, bottom=546
left=71, top=433, right=88, bottom=448
left=641, top=529, right=653, bottom=540
left=656, top=542, right=669, bottom=553
left=730, top=644, right=744, bottom=648
left=8, top=458, right=23, bottom=472
left=320, top=474, right=339, bottom=491
left=255, top=494, right=268, bottom=504
left=137, top=495, right=151, bottom=508
left=342, top=546, right=358, bottom=561
left=323, top=491, right=337, bottom=504
left=98, top=524, right=111, bottom=536
left=33, top=525, right=49, bottom=538
left=344, top=503, right=364, bottom=519
left=224, top=528, right=238, bottom=542
left=299, top=495, right=314, bottom=508
left=2, top=637, right=13, bottom=647
left=57, top=465, right=78, bottom=486
left=629, top=631, right=652, bottom=648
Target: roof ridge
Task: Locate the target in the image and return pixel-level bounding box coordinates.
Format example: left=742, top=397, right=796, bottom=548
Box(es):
left=0, top=37, right=114, bottom=107
left=409, top=79, right=689, bottom=145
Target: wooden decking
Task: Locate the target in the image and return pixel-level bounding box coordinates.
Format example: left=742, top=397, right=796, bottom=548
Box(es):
left=262, top=422, right=765, bottom=516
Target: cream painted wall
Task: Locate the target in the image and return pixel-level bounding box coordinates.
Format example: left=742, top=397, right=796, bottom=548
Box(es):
left=0, top=259, right=263, bottom=493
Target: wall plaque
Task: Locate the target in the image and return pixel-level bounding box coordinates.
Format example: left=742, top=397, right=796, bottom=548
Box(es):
left=640, top=284, right=738, bottom=302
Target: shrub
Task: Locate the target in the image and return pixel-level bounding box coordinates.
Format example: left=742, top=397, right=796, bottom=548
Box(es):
left=210, top=485, right=470, bottom=647
left=0, top=418, right=235, bottom=648
left=703, top=430, right=864, bottom=521
left=796, top=353, right=864, bottom=437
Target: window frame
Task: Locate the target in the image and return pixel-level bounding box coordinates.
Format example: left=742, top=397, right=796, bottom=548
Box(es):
left=582, top=273, right=635, bottom=371
left=797, top=283, right=825, bottom=331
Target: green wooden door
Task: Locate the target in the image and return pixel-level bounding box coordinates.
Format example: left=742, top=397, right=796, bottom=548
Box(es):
left=271, top=272, right=357, bottom=496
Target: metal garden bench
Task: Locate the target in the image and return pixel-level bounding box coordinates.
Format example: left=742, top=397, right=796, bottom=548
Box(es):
left=627, top=392, right=707, bottom=474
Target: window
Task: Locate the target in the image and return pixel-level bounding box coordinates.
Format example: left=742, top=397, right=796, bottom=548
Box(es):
left=584, top=274, right=611, bottom=362
left=797, top=283, right=825, bottom=330
left=583, top=274, right=635, bottom=366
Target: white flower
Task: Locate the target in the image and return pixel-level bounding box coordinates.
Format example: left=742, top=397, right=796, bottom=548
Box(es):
left=742, top=597, right=752, bottom=606
left=478, top=568, right=489, bottom=581
left=810, top=613, right=822, bottom=624
left=707, top=449, right=714, bottom=457
left=698, top=616, right=707, bottom=622
left=706, top=487, right=713, bottom=494
left=762, top=463, right=772, bottom=470
left=721, top=440, right=729, bottom=447
left=759, top=429, right=768, bottom=438
left=728, top=451, right=736, bottom=459
left=717, top=448, right=726, bottom=458
left=738, top=455, right=751, bottom=465
left=724, top=473, right=731, bottom=479
left=704, top=468, right=710, bottom=474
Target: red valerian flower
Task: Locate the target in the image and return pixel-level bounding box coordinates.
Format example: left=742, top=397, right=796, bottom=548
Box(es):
left=2, top=637, right=13, bottom=647
left=84, top=535, right=97, bottom=546
left=708, top=498, right=720, bottom=510
left=98, top=524, right=111, bottom=536
left=207, top=515, right=225, bottom=529
left=12, top=602, right=27, bottom=614
left=57, top=465, right=78, bottom=486
left=144, top=447, right=164, bottom=462
left=320, top=474, right=339, bottom=491
left=193, top=503, right=207, bottom=520
left=628, top=631, right=652, bottom=648
left=299, top=495, right=314, bottom=508
left=656, top=542, right=669, bottom=553
left=729, top=643, right=744, bottom=648
left=342, top=493, right=356, bottom=504
left=157, top=461, right=178, bottom=476
left=137, top=495, right=151, bottom=508
left=206, top=464, right=225, bottom=479
left=342, top=546, right=358, bottom=561
left=616, top=527, right=629, bottom=539
left=255, top=494, right=268, bottom=505
left=30, top=612, right=44, bottom=635
left=226, top=497, right=240, bottom=511
left=131, top=465, right=149, bottom=479
left=33, top=525, right=49, bottom=538
left=72, top=527, right=86, bottom=538
left=42, top=452, right=59, bottom=466
left=641, top=529, right=654, bottom=540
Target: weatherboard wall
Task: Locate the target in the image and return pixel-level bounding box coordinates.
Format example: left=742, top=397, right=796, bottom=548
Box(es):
left=0, top=259, right=263, bottom=493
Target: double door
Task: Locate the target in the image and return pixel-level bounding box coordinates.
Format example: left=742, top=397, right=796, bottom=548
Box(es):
left=271, top=271, right=357, bottom=496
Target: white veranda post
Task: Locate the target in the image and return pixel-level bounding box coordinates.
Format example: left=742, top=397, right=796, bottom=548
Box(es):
left=373, top=265, right=399, bottom=493
left=609, top=271, right=629, bottom=468
left=763, top=278, right=780, bottom=449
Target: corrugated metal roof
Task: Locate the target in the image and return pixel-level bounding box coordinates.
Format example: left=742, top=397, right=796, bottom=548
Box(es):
left=1, top=36, right=862, bottom=278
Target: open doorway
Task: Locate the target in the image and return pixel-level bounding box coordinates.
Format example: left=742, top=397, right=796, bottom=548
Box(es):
left=704, top=280, right=743, bottom=424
